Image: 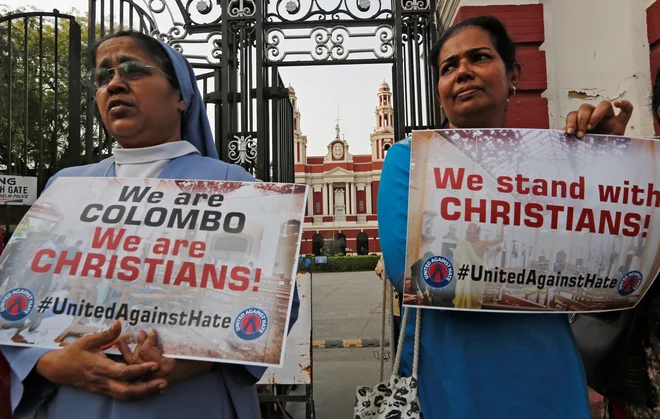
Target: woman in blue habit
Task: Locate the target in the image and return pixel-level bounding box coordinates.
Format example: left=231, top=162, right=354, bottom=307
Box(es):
left=0, top=30, right=299, bottom=418
left=378, top=16, right=634, bottom=419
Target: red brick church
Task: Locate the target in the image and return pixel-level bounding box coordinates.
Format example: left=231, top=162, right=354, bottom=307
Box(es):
left=291, top=82, right=394, bottom=255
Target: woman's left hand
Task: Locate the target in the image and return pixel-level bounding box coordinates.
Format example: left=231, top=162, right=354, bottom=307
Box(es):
left=117, top=329, right=213, bottom=385
left=564, top=100, right=634, bottom=139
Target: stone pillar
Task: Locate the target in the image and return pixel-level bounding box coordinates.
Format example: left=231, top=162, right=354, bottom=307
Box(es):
left=322, top=183, right=328, bottom=215
left=366, top=182, right=373, bottom=214
left=307, top=187, right=314, bottom=215
left=350, top=182, right=356, bottom=215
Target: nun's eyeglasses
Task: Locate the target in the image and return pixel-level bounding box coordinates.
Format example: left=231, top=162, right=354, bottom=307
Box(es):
left=86, top=60, right=173, bottom=91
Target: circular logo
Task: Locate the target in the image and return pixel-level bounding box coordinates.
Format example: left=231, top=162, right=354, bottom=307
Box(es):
left=421, top=256, right=454, bottom=289
left=234, top=308, right=268, bottom=341
left=618, top=271, right=643, bottom=297
left=0, top=288, right=35, bottom=322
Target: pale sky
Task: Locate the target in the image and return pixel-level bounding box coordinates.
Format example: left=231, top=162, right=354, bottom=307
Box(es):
left=1, top=0, right=393, bottom=158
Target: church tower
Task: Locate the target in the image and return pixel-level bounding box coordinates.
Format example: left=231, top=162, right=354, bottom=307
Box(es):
left=289, top=84, right=308, bottom=164
left=370, top=80, right=395, bottom=161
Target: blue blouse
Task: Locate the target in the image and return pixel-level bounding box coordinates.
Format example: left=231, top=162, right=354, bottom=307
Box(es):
left=377, top=139, right=590, bottom=419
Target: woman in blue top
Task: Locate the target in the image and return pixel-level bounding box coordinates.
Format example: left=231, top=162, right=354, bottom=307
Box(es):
left=0, top=30, right=299, bottom=419
left=378, top=16, right=633, bottom=418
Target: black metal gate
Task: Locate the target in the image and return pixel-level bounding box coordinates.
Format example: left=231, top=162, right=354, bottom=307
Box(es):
left=0, top=10, right=82, bottom=191
left=79, top=0, right=437, bottom=182
left=1, top=0, right=438, bottom=187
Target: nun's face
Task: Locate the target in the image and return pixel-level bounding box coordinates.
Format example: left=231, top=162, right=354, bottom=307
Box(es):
left=94, top=37, right=185, bottom=148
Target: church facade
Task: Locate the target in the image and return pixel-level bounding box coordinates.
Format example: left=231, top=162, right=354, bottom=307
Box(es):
left=291, top=82, right=395, bottom=256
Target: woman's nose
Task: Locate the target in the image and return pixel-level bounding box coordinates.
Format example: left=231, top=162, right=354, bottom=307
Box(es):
left=106, top=70, right=128, bottom=93
left=455, top=59, right=475, bottom=82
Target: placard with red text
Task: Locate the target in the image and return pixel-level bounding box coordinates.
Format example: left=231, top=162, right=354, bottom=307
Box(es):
left=0, top=177, right=308, bottom=367
left=403, top=129, right=660, bottom=313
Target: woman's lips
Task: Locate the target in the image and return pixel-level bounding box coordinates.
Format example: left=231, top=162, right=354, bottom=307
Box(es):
left=455, top=87, right=481, bottom=100
left=108, top=104, right=134, bottom=117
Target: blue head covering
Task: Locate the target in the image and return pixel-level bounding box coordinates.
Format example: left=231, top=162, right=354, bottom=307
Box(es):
left=155, top=39, right=219, bottom=160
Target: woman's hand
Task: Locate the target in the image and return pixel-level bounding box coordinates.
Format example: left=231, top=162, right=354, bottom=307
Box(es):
left=564, top=100, right=634, bottom=139
left=117, top=329, right=213, bottom=385
left=35, top=320, right=167, bottom=402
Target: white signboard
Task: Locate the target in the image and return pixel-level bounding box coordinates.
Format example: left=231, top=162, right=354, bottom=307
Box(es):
left=0, top=176, right=38, bottom=205
left=258, top=272, right=312, bottom=385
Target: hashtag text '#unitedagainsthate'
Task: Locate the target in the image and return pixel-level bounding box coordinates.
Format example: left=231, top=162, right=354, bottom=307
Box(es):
left=36, top=296, right=232, bottom=329
left=457, top=264, right=620, bottom=291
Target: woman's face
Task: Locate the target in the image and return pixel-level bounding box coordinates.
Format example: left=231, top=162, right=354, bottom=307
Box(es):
left=94, top=37, right=185, bottom=148
left=436, top=26, right=520, bottom=129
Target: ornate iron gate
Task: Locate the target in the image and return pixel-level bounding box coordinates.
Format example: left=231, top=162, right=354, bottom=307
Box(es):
left=83, top=0, right=438, bottom=182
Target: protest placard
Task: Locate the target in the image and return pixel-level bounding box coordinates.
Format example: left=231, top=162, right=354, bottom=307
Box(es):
left=0, top=177, right=308, bottom=367
left=404, top=129, right=660, bottom=313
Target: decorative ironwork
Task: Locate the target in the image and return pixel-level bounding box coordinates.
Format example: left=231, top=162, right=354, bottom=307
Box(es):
left=229, top=135, right=257, bottom=165
left=70, top=0, right=436, bottom=185
left=401, top=0, right=429, bottom=11
left=266, top=24, right=394, bottom=63
left=228, top=0, right=256, bottom=17
left=265, top=0, right=392, bottom=23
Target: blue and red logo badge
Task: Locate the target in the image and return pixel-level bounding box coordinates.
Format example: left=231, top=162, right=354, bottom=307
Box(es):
left=0, top=288, right=35, bottom=322
left=618, top=271, right=643, bottom=297
left=421, top=256, right=454, bottom=289
left=234, top=308, right=268, bottom=341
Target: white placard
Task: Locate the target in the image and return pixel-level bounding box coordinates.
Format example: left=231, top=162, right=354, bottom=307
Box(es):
left=258, top=272, right=312, bottom=384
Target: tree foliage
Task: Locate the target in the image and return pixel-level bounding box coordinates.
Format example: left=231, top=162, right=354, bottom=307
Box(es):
left=0, top=6, right=106, bottom=188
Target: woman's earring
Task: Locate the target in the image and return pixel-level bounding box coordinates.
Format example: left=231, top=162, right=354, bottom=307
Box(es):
left=513, top=86, right=517, bottom=95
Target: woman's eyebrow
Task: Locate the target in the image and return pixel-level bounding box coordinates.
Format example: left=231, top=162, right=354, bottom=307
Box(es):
left=440, top=46, right=493, bottom=66
left=97, top=54, right=140, bottom=68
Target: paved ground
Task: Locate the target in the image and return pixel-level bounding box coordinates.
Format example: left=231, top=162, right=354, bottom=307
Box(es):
left=288, top=270, right=394, bottom=419
left=287, top=271, right=604, bottom=419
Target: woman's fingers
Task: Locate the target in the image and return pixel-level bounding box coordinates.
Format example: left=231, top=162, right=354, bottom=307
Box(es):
left=77, top=320, right=122, bottom=351
left=613, top=100, right=634, bottom=130
left=116, top=336, right=138, bottom=364
left=95, top=356, right=159, bottom=381
left=575, top=103, right=596, bottom=139
left=103, top=377, right=167, bottom=402
left=564, top=111, right=577, bottom=135
left=586, top=101, right=614, bottom=132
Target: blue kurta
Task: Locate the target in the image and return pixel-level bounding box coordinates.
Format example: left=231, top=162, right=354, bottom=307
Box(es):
left=378, top=139, right=590, bottom=419
left=1, top=154, right=301, bottom=419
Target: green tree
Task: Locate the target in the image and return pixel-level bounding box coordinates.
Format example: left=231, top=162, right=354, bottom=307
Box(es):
left=0, top=6, right=107, bottom=188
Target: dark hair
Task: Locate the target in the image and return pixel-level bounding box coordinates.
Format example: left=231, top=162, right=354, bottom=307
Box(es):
left=653, top=68, right=660, bottom=124
left=87, top=30, right=179, bottom=91
left=429, top=16, right=517, bottom=80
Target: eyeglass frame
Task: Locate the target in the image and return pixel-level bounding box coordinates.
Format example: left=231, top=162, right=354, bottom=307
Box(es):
left=85, top=59, right=175, bottom=92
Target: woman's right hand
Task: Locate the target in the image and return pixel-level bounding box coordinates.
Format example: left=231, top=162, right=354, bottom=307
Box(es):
left=35, top=320, right=167, bottom=402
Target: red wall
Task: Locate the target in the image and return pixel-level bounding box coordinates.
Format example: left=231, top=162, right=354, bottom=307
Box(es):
left=313, top=191, right=322, bottom=215
left=648, top=0, right=660, bottom=134
left=453, top=4, right=549, bottom=129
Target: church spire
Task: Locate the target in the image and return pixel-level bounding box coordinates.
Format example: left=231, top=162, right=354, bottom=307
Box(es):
left=334, top=104, right=342, bottom=140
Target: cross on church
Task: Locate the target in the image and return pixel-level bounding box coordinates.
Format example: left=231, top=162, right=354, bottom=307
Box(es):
left=334, top=105, right=341, bottom=126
